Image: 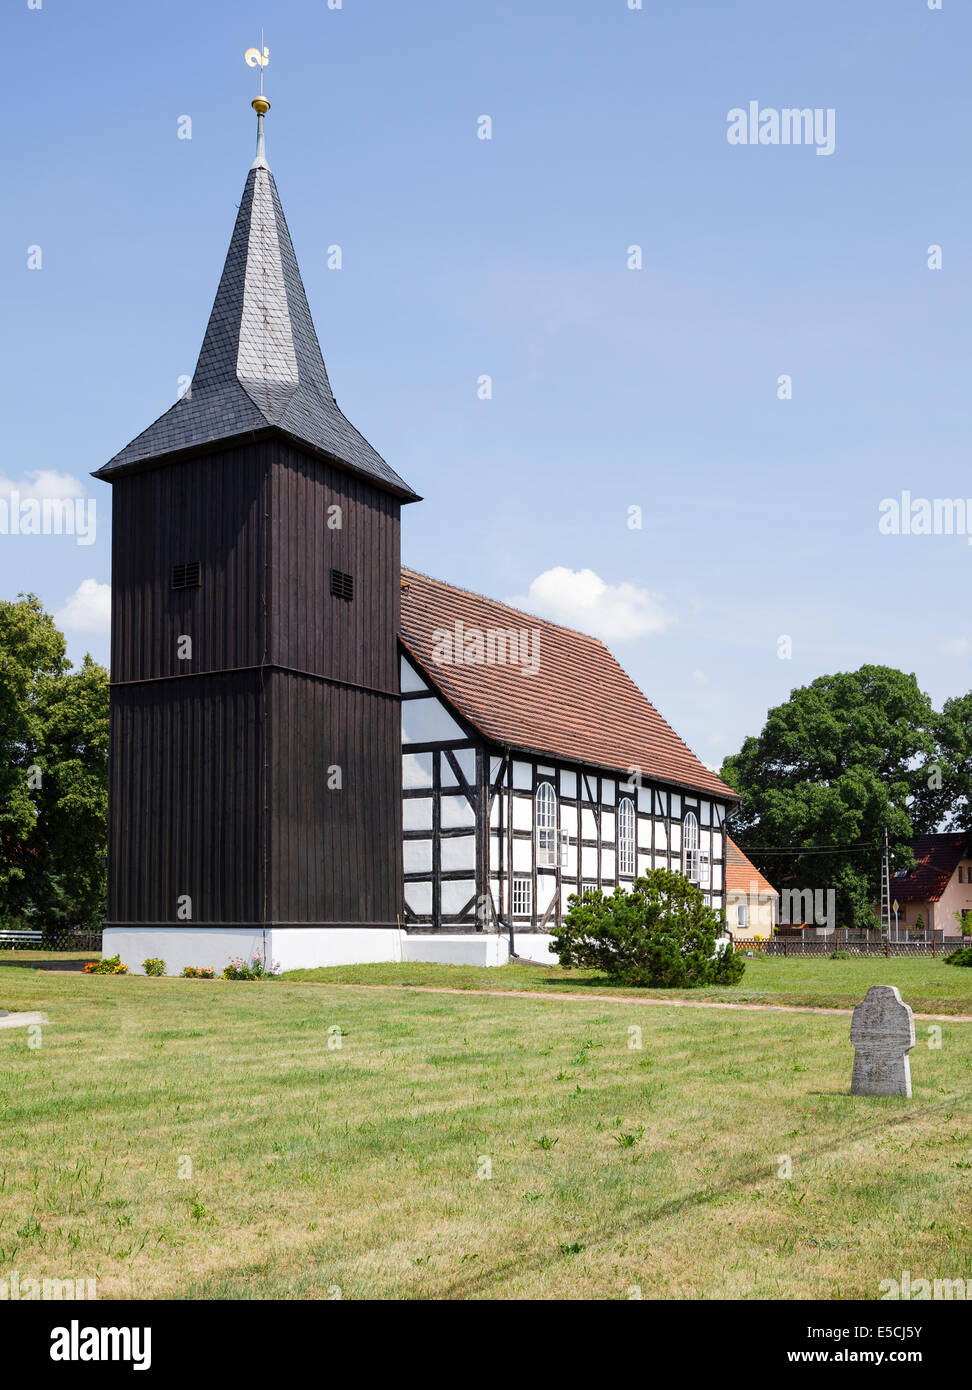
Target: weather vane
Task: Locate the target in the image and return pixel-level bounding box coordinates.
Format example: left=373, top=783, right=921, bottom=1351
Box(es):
left=245, top=31, right=270, bottom=113
left=245, top=33, right=270, bottom=166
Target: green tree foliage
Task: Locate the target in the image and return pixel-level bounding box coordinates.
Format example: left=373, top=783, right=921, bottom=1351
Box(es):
left=0, top=595, right=108, bottom=930
left=911, top=691, right=972, bottom=832
left=551, top=869, right=745, bottom=988
left=719, top=666, right=939, bottom=929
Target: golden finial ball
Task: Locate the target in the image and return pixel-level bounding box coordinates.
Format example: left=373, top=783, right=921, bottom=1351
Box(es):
left=252, top=96, right=271, bottom=115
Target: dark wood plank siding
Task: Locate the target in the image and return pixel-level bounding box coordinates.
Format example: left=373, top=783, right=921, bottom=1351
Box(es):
left=110, top=446, right=269, bottom=683
left=107, top=436, right=404, bottom=932
left=267, top=671, right=402, bottom=925
left=107, top=673, right=265, bottom=924
left=269, top=444, right=400, bottom=692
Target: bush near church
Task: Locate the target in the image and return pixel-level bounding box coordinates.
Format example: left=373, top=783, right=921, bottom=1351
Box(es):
left=222, top=952, right=280, bottom=981
left=83, top=954, right=128, bottom=976
left=552, top=868, right=745, bottom=988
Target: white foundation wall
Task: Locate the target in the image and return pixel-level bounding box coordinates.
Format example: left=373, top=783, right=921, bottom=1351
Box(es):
left=105, top=927, right=405, bottom=976
left=104, top=928, right=555, bottom=973
left=269, top=929, right=403, bottom=972
left=402, top=933, right=509, bottom=966
left=512, top=933, right=558, bottom=964
left=402, top=932, right=557, bottom=967
left=103, top=927, right=270, bottom=977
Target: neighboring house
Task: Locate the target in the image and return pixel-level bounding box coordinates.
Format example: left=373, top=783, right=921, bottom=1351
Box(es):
left=398, top=571, right=740, bottom=964
left=724, top=838, right=778, bottom=940
left=889, top=833, right=972, bottom=940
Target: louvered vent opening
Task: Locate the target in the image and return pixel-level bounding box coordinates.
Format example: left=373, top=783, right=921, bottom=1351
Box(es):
left=171, top=561, right=201, bottom=591
left=330, top=568, right=354, bottom=601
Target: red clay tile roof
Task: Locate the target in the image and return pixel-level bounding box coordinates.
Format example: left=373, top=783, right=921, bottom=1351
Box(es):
left=891, top=833, right=970, bottom=904
left=399, top=569, right=739, bottom=801
left=725, top=838, right=778, bottom=896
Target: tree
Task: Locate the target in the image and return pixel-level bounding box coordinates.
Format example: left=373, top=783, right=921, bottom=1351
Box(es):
left=0, top=595, right=108, bottom=930
left=0, top=595, right=68, bottom=919
left=720, top=666, right=938, bottom=929
left=550, top=869, right=745, bottom=988
left=27, top=655, right=109, bottom=931
left=911, top=691, right=972, bottom=832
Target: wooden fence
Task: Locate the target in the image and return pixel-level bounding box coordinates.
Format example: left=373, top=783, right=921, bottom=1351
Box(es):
left=0, top=929, right=103, bottom=952
left=739, top=938, right=948, bottom=958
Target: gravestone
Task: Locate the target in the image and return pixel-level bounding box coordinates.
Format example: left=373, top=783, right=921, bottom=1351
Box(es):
left=850, top=985, right=915, bottom=1097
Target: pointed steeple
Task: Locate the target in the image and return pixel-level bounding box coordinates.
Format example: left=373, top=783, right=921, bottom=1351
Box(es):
left=95, top=97, right=417, bottom=501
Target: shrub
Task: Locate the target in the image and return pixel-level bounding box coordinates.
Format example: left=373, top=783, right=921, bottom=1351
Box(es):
left=222, top=951, right=281, bottom=981
left=83, top=954, right=129, bottom=976
left=953, top=909, right=972, bottom=938
left=181, top=966, right=216, bottom=979
left=944, top=947, right=972, bottom=968
left=829, top=949, right=851, bottom=959
left=551, top=868, right=745, bottom=988
left=142, top=958, right=166, bottom=977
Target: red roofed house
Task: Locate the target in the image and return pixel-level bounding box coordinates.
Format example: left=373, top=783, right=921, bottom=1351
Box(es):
left=398, top=570, right=740, bottom=964
left=724, top=838, right=779, bottom=940
left=889, top=833, right=972, bottom=940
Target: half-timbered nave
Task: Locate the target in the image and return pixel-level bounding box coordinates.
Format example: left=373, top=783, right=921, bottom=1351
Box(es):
left=397, top=569, right=739, bottom=965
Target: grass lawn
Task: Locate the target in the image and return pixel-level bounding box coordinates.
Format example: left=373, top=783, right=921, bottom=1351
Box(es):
left=281, top=954, right=972, bottom=1017
left=0, top=968, right=969, bottom=1300
left=0, top=952, right=97, bottom=971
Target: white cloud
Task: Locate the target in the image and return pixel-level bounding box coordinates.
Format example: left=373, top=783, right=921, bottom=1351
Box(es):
left=939, top=636, right=970, bottom=657
left=509, top=568, right=675, bottom=642
left=55, top=579, right=110, bottom=637
left=0, top=470, right=85, bottom=502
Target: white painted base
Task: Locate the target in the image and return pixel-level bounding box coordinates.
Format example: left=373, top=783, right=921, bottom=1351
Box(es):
left=102, top=927, right=404, bottom=976
left=102, top=927, right=559, bottom=974
left=270, top=929, right=403, bottom=972
left=402, top=933, right=509, bottom=966
left=512, top=932, right=558, bottom=965
left=402, top=932, right=558, bottom=967
left=104, top=927, right=269, bottom=977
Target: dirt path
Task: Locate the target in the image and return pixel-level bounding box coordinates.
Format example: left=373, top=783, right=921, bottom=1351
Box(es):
left=314, top=981, right=972, bottom=1024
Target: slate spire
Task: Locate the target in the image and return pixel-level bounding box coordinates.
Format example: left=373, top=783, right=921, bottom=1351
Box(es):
left=95, top=98, right=417, bottom=501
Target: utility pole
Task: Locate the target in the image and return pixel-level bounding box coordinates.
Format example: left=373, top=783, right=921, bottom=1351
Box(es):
left=880, top=825, right=892, bottom=936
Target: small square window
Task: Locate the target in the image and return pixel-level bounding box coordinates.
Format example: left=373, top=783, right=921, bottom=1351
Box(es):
left=330, top=568, right=354, bottom=601
left=171, top=561, right=201, bottom=590
left=512, top=876, right=532, bottom=917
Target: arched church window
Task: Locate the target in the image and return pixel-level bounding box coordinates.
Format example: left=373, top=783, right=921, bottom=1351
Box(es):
left=618, top=797, right=636, bottom=876
left=683, top=811, right=700, bottom=883
left=536, top=782, right=557, bottom=869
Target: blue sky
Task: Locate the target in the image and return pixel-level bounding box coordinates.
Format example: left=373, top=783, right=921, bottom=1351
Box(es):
left=4, top=0, right=971, bottom=768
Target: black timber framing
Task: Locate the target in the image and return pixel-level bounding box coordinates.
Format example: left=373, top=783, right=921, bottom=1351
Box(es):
left=401, top=651, right=486, bottom=931
left=400, top=648, right=734, bottom=938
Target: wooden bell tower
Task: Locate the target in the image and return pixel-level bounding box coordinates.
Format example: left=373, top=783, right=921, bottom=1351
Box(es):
left=92, top=72, right=419, bottom=971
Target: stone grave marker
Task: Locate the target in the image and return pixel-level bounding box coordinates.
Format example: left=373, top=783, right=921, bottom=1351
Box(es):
left=850, top=984, right=915, bottom=1097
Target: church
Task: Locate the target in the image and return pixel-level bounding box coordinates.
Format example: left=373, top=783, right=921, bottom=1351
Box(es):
left=94, top=87, right=739, bottom=975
